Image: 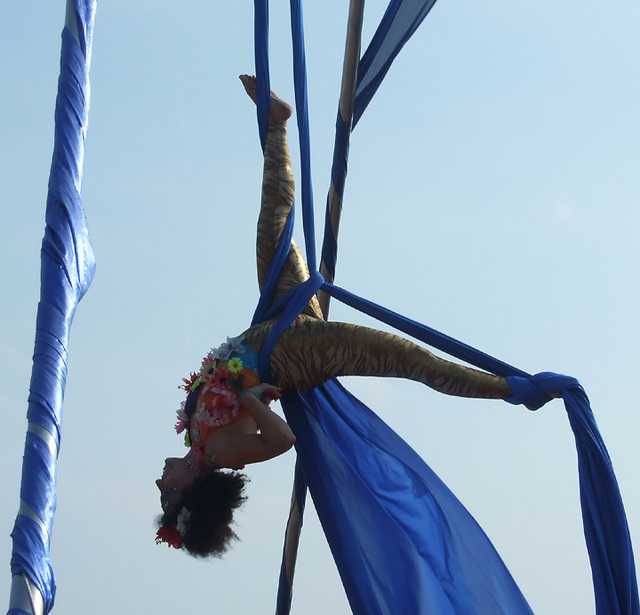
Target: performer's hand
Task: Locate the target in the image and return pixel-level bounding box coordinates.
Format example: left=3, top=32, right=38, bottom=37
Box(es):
left=261, top=383, right=282, bottom=403
left=246, top=383, right=282, bottom=404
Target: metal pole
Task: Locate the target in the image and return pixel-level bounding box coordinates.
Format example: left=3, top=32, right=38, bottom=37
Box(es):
left=9, top=575, right=44, bottom=615
left=318, top=0, right=365, bottom=318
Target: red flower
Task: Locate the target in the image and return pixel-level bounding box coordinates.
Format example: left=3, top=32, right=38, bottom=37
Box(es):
left=155, top=525, right=183, bottom=549
left=180, top=372, right=200, bottom=392
left=211, top=367, right=231, bottom=387
left=193, top=443, right=205, bottom=461
left=201, top=355, right=216, bottom=373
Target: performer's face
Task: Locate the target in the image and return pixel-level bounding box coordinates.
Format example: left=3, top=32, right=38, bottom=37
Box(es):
left=156, top=450, right=199, bottom=512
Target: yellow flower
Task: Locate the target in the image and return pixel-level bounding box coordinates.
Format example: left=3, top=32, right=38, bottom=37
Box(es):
left=228, top=357, right=243, bottom=373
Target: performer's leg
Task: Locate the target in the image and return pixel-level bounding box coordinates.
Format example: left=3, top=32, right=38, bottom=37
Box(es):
left=245, top=319, right=512, bottom=398
left=241, top=75, right=323, bottom=319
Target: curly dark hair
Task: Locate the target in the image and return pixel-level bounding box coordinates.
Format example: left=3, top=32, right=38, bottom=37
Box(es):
left=157, top=470, right=248, bottom=558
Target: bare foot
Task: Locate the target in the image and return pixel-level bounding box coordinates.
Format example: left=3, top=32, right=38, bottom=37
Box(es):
left=240, top=74, right=292, bottom=124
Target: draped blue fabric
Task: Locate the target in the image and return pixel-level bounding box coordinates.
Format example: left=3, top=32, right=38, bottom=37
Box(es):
left=506, top=374, right=640, bottom=615
left=282, top=382, right=534, bottom=614
left=251, top=1, right=639, bottom=614
left=9, top=2, right=96, bottom=613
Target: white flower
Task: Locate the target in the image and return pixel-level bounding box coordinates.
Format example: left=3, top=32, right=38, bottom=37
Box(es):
left=210, top=334, right=246, bottom=360
left=175, top=402, right=189, bottom=434
left=176, top=402, right=187, bottom=422
left=177, top=507, right=191, bottom=536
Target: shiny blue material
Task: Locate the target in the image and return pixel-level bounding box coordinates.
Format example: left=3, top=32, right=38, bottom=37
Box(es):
left=256, top=2, right=638, bottom=613
left=9, top=2, right=96, bottom=613
left=507, top=374, right=640, bottom=614
left=284, top=382, right=534, bottom=614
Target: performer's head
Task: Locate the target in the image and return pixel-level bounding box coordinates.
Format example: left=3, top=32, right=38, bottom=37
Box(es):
left=155, top=452, right=200, bottom=511
left=155, top=458, right=247, bottom=557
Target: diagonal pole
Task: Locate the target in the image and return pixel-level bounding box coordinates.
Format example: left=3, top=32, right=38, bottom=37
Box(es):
left=318, top=0, right=365, bottom=319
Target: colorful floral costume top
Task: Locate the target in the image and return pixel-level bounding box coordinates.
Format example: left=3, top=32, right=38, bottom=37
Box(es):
left=175, top=336, right=261, bottom=460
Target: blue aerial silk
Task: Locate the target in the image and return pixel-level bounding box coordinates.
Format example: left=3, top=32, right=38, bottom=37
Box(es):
left=283, top=382, right=534, bottom=615
left=9, top=2, right=96, bottom=614
left=252, top=1, right=639, bottom=614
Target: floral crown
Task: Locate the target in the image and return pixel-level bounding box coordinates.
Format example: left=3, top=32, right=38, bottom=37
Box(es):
left=156, top=507, right=191, bottom=550
left=175, top=335, right=248, bottom=449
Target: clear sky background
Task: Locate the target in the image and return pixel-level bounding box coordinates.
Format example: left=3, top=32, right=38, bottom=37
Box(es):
left=1, top=1, right=639, bottom=613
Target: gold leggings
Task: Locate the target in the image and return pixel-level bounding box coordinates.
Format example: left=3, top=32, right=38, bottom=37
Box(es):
left=243, top=123, right=511, bottom=399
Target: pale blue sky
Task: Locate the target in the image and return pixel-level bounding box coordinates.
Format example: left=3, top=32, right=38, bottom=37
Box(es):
left=1, top=1, right=639, bottom=613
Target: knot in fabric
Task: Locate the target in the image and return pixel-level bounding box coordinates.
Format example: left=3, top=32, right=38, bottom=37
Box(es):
left=505, top=371, right=579, bottom=410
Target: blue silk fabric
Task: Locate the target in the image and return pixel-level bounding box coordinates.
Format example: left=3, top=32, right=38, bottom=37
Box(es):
left=253, top=1, right=639, bottom=614
left=284, top=382, right=534, bottom=614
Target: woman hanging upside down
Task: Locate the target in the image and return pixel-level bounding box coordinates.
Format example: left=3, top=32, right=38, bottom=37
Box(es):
left=155, top=75, right=514, bottom=557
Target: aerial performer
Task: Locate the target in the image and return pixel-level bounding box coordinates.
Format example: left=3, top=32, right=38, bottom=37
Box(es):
left=155, top=74, right=534, bottom=558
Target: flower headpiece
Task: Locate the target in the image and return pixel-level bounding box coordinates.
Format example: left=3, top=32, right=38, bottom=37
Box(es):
left=176, top=335, right=248, bottom=448
left=209, top=335, right=246, bottom=361
left=155, top=507, right=191, bottom=550
left=177, top=507, right=191, bottom=535
left=155, top=525, right=182, bottom=549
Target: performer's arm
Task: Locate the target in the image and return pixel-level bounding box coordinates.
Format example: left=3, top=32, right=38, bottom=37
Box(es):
left=206, top=385, right=295, bottom=467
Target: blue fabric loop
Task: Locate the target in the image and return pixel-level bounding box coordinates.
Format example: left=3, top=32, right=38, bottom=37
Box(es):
left=258, top=270, right=325, bottom=381
left=505, top=375, right=554, bottom=409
